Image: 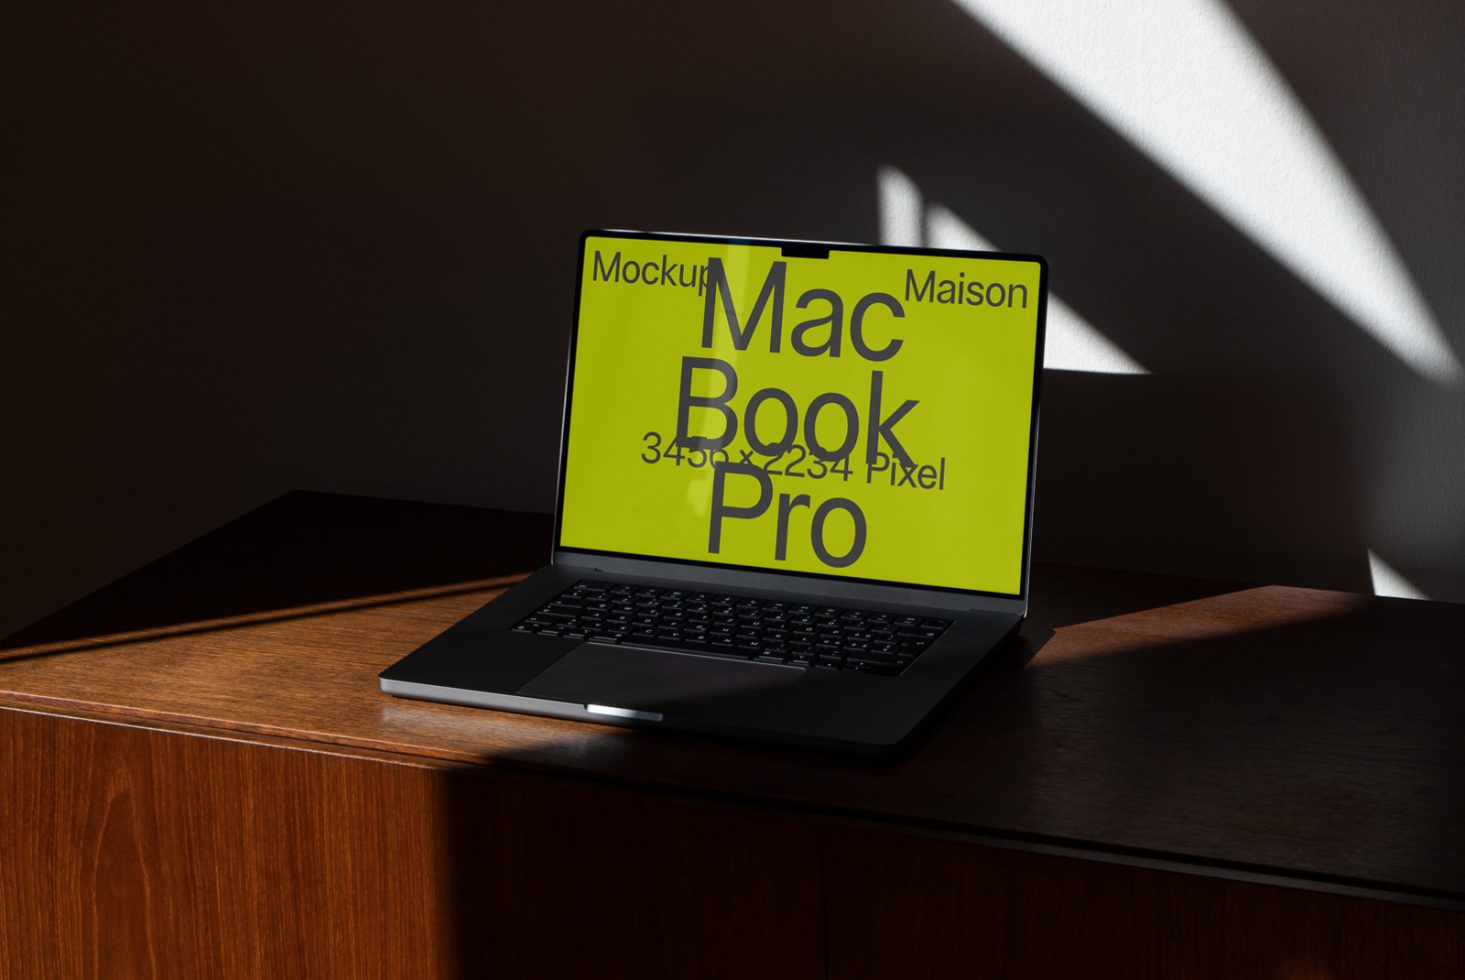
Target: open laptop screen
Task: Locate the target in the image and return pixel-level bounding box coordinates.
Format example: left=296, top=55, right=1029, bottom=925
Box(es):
left=556, top=231, right=1045, bottom=598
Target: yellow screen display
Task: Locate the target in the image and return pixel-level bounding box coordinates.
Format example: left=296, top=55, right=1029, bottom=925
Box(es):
left=558, top=234, right=1044, bottom=595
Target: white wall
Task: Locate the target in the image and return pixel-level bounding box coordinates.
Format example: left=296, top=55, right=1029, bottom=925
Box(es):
left=6, top=0, right=1462, bottom=638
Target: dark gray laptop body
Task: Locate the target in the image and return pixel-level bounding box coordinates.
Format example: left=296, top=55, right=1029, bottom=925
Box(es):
left=380, top=230, right=1046, bottom=755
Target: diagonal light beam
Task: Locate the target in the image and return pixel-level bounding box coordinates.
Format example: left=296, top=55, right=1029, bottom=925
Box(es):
left=951, top=0, right=1461, bottom=384
left=878, top=166, right=1147, bottom=375
left=1367, top=549, right=1428, bottom=600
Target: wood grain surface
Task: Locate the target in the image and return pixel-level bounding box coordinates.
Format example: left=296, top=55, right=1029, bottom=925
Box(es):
left=0, top=706, right=825, bottom=980
left=3, top=491, right=1464, bottom=908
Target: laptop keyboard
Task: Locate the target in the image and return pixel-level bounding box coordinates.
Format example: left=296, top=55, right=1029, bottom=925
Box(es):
left=511, top=580, right=952, bottom=676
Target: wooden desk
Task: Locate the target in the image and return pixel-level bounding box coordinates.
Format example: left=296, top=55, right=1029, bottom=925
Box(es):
left=2, top=492, right=1462, bottom=977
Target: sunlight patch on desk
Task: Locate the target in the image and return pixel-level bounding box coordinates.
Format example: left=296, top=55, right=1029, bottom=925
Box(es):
left=1038, top=585, right=1363, bottom=665
left=1367, top=550, right=1428, bottom=601
left=877, top=166, right=1146, bottom=376
left=949, top=0, right=1462, bottom=385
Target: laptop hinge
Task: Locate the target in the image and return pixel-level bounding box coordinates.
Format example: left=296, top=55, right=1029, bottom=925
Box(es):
left=551, top=549, right=1027, bottom=618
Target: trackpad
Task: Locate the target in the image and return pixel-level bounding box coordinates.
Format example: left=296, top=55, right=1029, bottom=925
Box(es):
left=517, top=643, right=803, bottom=714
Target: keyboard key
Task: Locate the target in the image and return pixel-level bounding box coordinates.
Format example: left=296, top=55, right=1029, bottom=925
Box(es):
left=512, top=583, right=946, bottom=673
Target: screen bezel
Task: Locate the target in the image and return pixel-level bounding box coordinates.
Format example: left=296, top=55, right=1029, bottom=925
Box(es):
left=550, top=228, right=1048, bottom=602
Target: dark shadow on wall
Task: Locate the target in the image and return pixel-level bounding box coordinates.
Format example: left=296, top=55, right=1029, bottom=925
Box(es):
left=6, top=0, right=1464, bottom=639
left=843, top=1, right=1465, bottom=594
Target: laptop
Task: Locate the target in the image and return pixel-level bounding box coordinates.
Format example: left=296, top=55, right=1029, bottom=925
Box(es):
left=380, top=229, right=1047, bottom=755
